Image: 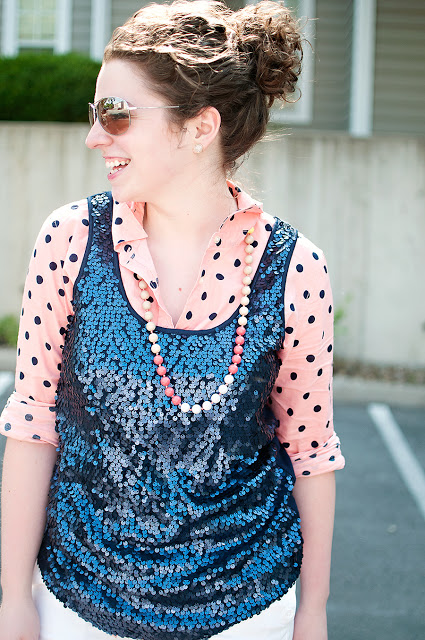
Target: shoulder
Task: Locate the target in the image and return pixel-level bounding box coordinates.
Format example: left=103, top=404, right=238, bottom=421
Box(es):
left=36, top=198, right=89, bottom=245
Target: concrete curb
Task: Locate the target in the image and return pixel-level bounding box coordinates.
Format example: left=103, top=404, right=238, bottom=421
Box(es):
left=0, top=348, right=423, bottom=408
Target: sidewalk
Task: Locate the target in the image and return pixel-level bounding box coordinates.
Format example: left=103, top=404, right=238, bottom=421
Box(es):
left=1, top=347, right=424, bottom=408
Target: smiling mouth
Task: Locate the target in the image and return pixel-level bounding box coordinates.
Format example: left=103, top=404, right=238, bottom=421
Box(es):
left=105, top=159, right=130, bottom=175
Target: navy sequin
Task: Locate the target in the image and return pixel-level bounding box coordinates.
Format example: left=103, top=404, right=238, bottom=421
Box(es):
left=38, top=192, right=302, bottom=639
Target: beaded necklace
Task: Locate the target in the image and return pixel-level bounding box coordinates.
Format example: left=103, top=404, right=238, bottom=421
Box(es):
left=135, top=226, right=256, bottom=414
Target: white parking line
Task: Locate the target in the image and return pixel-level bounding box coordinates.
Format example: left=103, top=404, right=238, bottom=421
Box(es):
left=0, top=371, right=13, bottom=396
left=368, top=402, right=425, bottom=522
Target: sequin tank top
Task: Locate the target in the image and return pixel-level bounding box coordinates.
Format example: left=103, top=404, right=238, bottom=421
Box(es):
left=37, top=192, right=303, bottom=639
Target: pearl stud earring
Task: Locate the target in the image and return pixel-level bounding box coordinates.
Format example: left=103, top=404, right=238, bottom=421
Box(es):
left=193, top=143, right=203, bottom=154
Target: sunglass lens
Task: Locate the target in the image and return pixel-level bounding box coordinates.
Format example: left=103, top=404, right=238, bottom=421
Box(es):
left=98, top=98, right=130, bottom=135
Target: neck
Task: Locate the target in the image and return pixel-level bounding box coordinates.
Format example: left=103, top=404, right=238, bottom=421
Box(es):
left=143, top=173, right=238, bottom=246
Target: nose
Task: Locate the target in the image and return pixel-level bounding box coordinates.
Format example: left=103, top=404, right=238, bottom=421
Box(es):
left=85, top=118, right=113, bottom=150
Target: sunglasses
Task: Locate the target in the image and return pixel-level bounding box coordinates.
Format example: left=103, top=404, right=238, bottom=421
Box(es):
left=88, top=96, right=182, bottom=135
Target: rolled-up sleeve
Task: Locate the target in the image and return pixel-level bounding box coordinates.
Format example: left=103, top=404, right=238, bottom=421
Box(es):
left=0, top=200, right=88, bottom=445
left=270, top=235, right=345, bottom=478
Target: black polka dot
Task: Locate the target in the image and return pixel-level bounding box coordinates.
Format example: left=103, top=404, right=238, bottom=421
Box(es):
left=115, top=217, right=123, bottom=225
left=82, top=218, right=89, bottom=227
left=265, top=223, right=272, bottom=231
left=19, top=372, right=24, bottom=379
left=290, top=303, right=295, bottom=311
left=45, top=342, right=51, bottom=350
left=326, top=421, right=330, bottom=428
left=296, top=264, right=303, bottom=272
left=209, top=313, right=217, bottom=321
left=59, top=327, right=66, bottom=336
left=49, top=262, right=57, bottom=271
left=216, top=273, right=224, bottom=280
left=24, top=330, right=30, bottom=340
left=34, top=316, right=41, bottom=325
left=309, top=453, right=317, bottom=459
left=150, top=281, right=157, bottom=289
left=298, top=425, right=306, bottom=432
left=327, top=344, right=333, bottom=352
left=317, top=368, right=323, bottom=376
left=186, top=311, right=192, bottom=320
left=36, top=275, right=43, bottom=284
left=45, top=234, right=51, bottom=243
left=58, top=289, right=65, bottom=297
left=276, top=386, right=283, bottom=394
left=290, top=372, right=297, bottom=380
left=28, top=290, right=32, bottom=299
left=32, top=357, right=38, bottom=365
left=213, top=252, right=220, bottom=260
left=324, top=265, right=328, bottom=273
left=32, top=434, right=40, bottom=440
left=57, top=363, right=61, bottom=371
left=252, top=240, right=258, bottom=248
left=52, top=220, right=60, bottom=228
left=282, top=442, right=290, bottom=448
left=229, top=295, right=235, bottom=303
left=313, top=405, right=321, bottom=413
left=303, top=290, right=310, bottom=299
left=329, top=455, right=335, bottom=461
left=68, top=237, right=72, bottom=244
left=69, top=254, right=78, bottom=262
left=319, top=290, right=325, bottom=298
left=302, top=470, right=311, bottom=476
left=306, top=355, right=315, bottom=362
left=311, top=440, right=319, bottom=447
left=293, top=339, right=299, bottom=347
left=201, top=270, right=205, bottom=277
left=25, top=413, right=33, bottom=421
left=60, top=260, right=64, bottom=267
left=285, top=326, right=294, bottom=334
left=71, top=204, right=79, bottom=210
left=4, top=423, right=11, bottom=431
left=312, top=252, right=319, bottom=260
left=328, top=305, right=332, bottom=313
left=201, top=292, right=207, bottom=301
left=33, top=249, right=37, bottom=258
left=21, top=308, right=24, bottom=316
left=234, top=259, right=241, bottom=267
left=287, top=408, right=293, bottom=416
left=43, top=380, right=51, bottom=388
left=308, top=315, right=315, bottom=324
left=47, top=302, right=52, bottom=311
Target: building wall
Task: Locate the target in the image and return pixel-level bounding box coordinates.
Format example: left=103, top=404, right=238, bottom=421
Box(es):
left=0, top=123, right=424, bottom=368
left=71, top=0, right=91, bottom=54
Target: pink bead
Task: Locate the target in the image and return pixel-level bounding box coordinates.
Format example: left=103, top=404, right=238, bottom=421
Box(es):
left=236, top=326, right=246, bottom=336
left=171, top=395, right=181, bottom=405
left=229, top=364, right=238, bottom=374
left=153, top=355, right=163, bottom=365
left=235, top=336, right=245, bottom=345
left=232, top=354, right=242, bottom=364
left=156, top=365, right=167, bottom=376
left=234, top=345, right=243, bottom=355
left=160, top=376, right=170, bottom=386
left=165, top=387, right=174, bottom=397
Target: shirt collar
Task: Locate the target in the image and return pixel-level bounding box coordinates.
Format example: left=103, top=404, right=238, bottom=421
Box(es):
left=111, top=180, right=264, bottom=252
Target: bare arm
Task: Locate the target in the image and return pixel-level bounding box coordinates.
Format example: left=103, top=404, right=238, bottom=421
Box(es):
left=292, top=471, right=336, bottom=640
left=1, top=438, right=58, bottom=601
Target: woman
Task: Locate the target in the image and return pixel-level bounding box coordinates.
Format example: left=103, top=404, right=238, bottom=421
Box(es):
left=0, top=2, right=344, bottom=639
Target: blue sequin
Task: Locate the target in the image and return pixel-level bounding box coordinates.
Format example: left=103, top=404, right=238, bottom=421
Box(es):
left=38, top=192, right=302, bottom=639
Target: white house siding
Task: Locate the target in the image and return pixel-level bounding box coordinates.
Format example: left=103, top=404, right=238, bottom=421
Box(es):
left=110, top=0, right=150, bottom=31
left=374, top=0, right=425, bottom=136
left=71, top=0, right=91, bottom=54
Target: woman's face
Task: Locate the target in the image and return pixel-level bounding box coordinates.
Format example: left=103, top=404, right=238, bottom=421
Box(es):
left=85, top=59, right=189, bottom=204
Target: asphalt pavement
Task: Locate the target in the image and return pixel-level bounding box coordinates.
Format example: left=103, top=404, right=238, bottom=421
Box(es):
left=0, top=376, right=424, bottom=640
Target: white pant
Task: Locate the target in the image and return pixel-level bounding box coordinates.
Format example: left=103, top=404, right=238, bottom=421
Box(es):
left=33, top=565, right=296, bottom=640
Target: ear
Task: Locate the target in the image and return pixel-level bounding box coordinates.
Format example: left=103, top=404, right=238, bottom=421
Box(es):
left=188, top=106, right=222, bottom=151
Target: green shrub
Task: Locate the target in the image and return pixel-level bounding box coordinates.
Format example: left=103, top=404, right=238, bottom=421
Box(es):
left=0, top=53, right=100, bottom=122
left=0, top=315, right=19, bottom=347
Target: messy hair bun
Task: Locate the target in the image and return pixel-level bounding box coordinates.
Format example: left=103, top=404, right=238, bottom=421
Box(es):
left=104, top=0, right=304, bottom=172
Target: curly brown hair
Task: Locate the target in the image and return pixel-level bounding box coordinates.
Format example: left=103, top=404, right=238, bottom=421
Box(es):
left=104, top=0, right=304, bottom=173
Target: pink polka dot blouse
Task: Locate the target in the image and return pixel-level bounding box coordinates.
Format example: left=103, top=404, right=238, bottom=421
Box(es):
left=0, top=184, right=344, bottom=478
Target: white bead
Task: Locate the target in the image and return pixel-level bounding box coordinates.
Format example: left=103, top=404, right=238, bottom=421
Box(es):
left=218, top=384, right=228, bottom=395
left=224, top=374, right=234, bottom=385
left=214, top=236, right=221, bottom=244
left=202, top=401, right=212, bottom=411
left=241, top=285, right=251, bottom=295
left=239, top=306, right=249, bottom=316
left=148, top=333, right=158, bottom=343
left=142, top=300, right=151, bottom=310
left=238, top=316, right=247, bottom=326
left=145, top=311, right=153, bottom=320
left=211, top=393, right=221, bottom=404
left=241, top=296, right=249, bottom=306
left=242, top=276, right=252, bottom=285
left=192, top=404, right=202, bottom=414
left=146, top=321, right=156, bottom=332
left=140, top=290, right=149, bottom=299
left=244, top=266, right=253, bottom=275
left=245, top=244, right=254, bottom=254
left=244, top=255, right=253, bottom=264
left=138, top=280, right=147, bottom=289
left=151, top=343, right=161, bottom=353
left=181, top=403, right=190, bottom=413
left=245, top=235, right=254, bottom=244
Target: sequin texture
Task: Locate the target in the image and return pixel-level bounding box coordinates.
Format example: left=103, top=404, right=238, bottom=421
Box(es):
left=38, top=192, right=302, bottom=639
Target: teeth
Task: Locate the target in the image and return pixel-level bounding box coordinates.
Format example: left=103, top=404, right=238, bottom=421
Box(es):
left=105, top=159, right=130, bottom=169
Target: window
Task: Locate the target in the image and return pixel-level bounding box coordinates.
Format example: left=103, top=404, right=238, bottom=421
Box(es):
left=1, top=0, right=72, bottom=56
